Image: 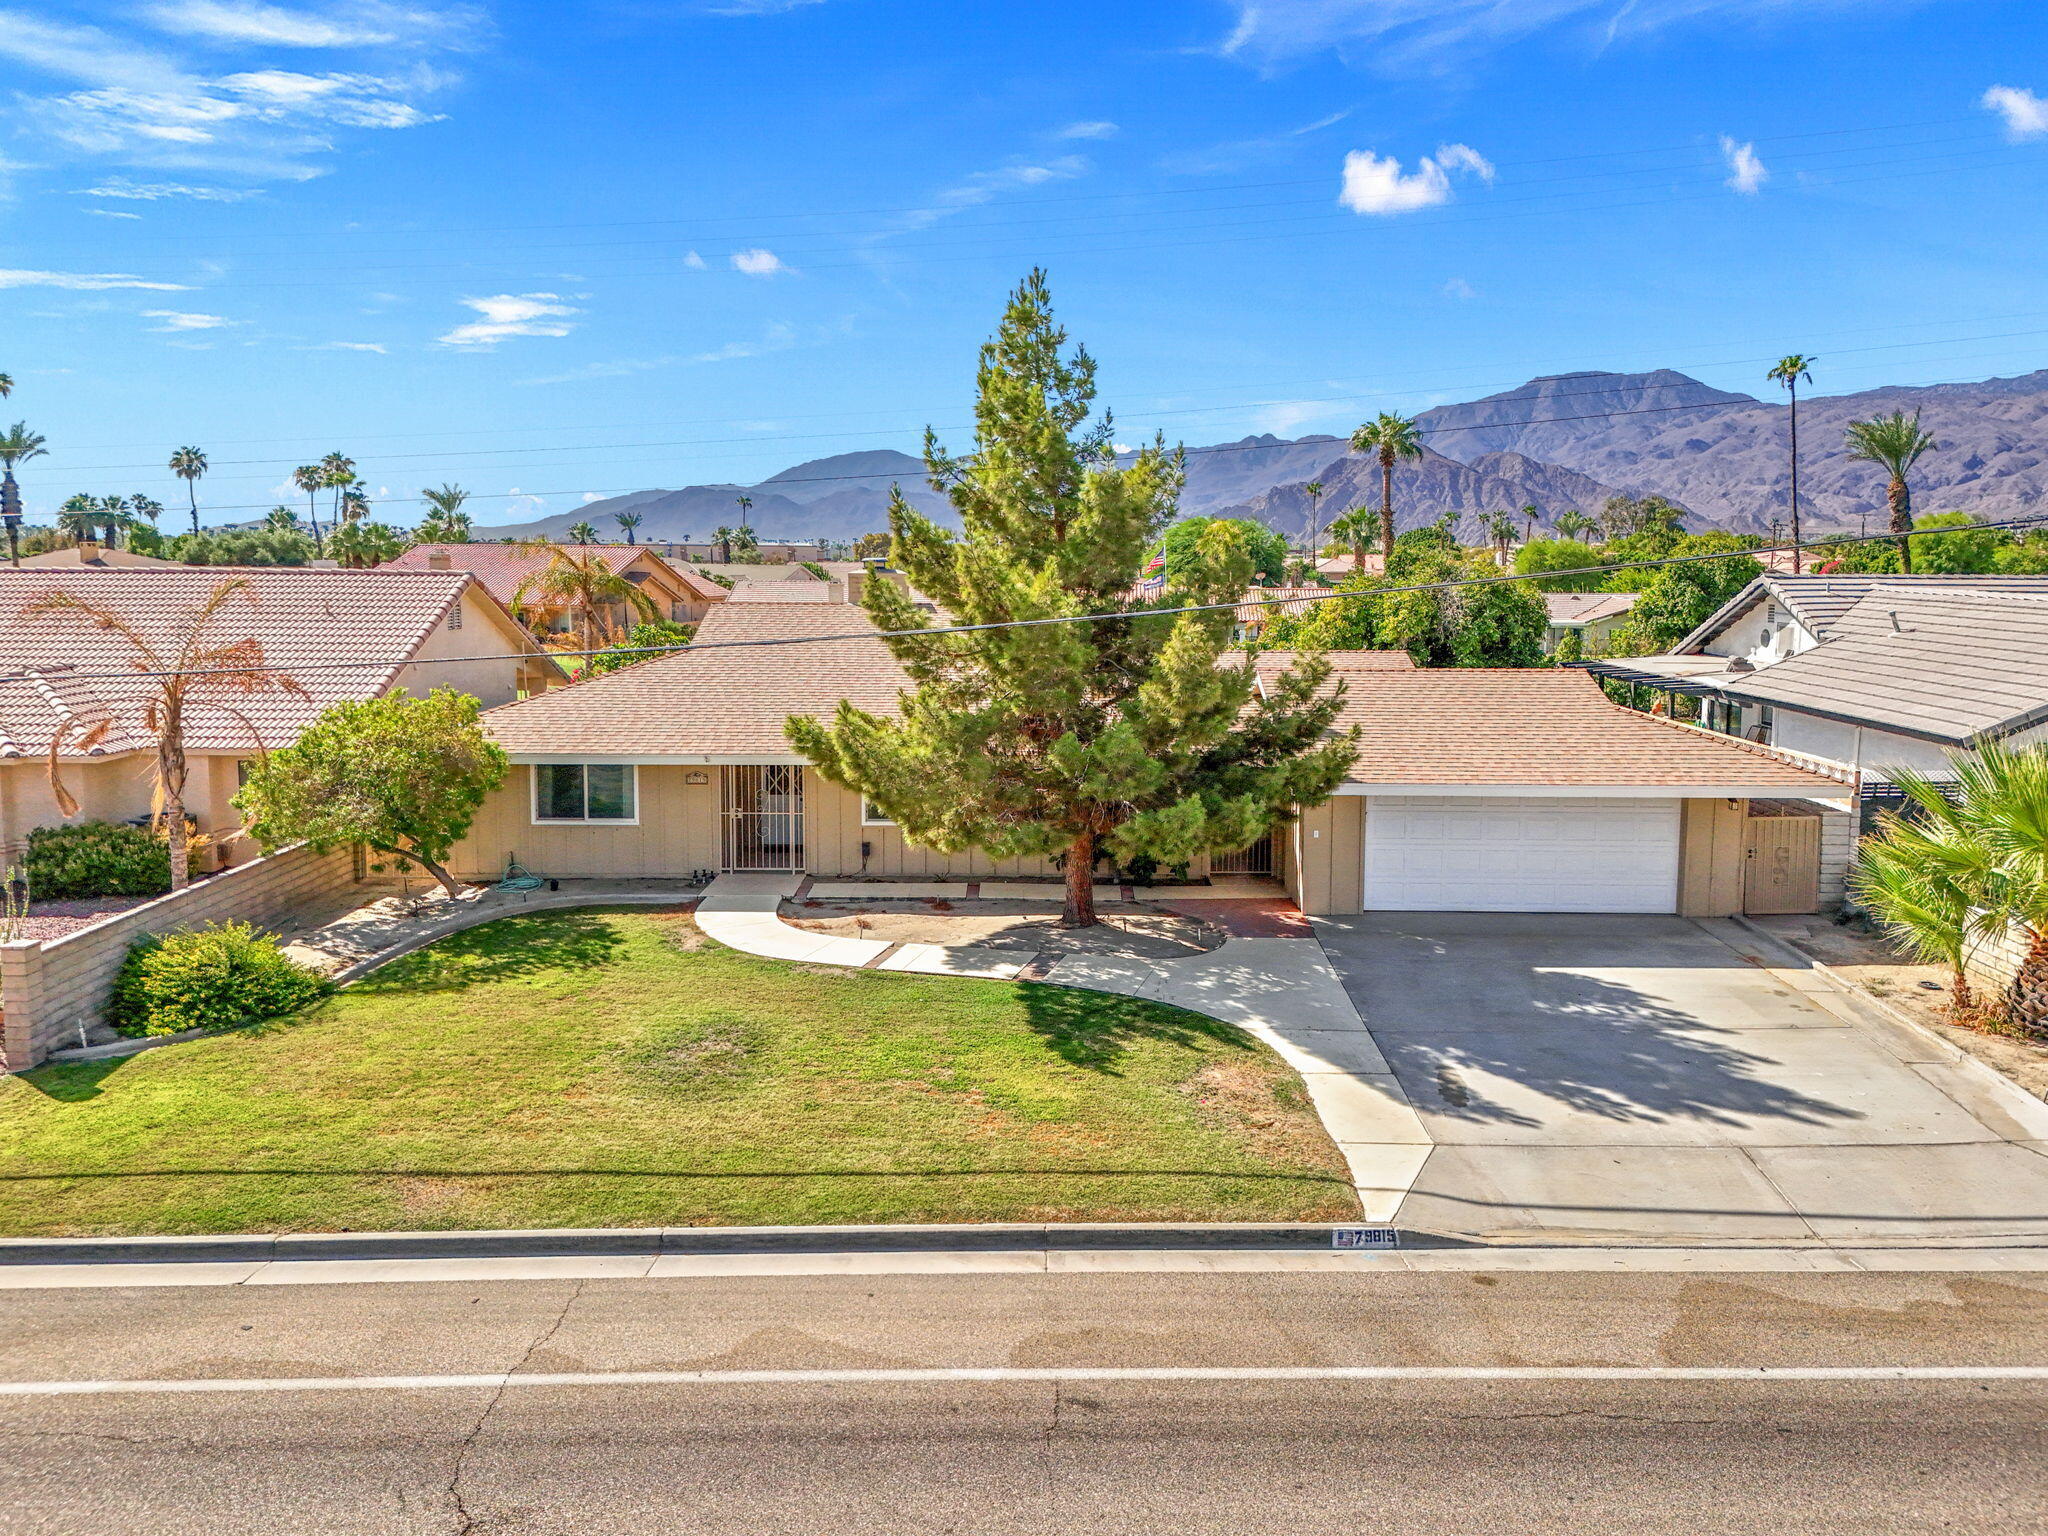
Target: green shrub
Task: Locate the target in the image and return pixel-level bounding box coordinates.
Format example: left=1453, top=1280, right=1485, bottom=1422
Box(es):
left=108, top=921, right=331, bottom=1038
left=24, top=821, right=197, bottom=901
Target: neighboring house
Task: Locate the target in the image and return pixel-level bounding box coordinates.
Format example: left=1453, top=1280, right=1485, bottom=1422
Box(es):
left=1542, top=591, right=1637, bottom=654
left=1233, top=585, right=1337, bottom=643
left=387, top=543, right=727, bottom=628
left=447, top=597, right=1846, bottom=917
left=1315, top=552, right=1385, bottom=580
left=0, top=568, right=564, bottom=868
left=659, top=541, right=827, bottom=565
left=14, top=545, right=182, bottom=569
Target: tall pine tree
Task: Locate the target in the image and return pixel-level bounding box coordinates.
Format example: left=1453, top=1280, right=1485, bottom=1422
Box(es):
left=786, top=272, right=1359, bottom=926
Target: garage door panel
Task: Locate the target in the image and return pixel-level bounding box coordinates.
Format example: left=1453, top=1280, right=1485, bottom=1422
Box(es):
left=1364, top=796, right=1680, bottom=913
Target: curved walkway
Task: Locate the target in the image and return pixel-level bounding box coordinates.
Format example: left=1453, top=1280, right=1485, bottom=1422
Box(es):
left=697, top=874, right=1431, bottom=1220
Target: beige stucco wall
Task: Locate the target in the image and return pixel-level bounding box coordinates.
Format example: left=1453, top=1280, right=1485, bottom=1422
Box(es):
left=448, top=764, right=721, bottom=881
left=1676, top=797, right=1748, bottom=916
left=392, top=587, right=554, bottom=709
left=801, top=776, right=1060, bottom=879
left=1287, top=797, right=1362, bottom=917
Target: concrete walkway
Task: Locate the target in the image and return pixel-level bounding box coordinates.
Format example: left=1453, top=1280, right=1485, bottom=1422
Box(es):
left=696, top=874, right=1431, bottom=1220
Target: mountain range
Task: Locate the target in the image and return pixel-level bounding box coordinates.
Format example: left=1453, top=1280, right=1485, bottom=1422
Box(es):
left=473, top=366, right=2048, bottom=545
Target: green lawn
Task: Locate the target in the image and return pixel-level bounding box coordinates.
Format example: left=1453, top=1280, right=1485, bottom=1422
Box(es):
left=0, top=908, right=1358, bottom=1236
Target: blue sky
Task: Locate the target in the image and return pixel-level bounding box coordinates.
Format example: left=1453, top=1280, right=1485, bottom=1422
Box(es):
left=2, top=0, right=2046, bottom=531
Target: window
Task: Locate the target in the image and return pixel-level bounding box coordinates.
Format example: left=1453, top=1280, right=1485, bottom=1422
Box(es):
left=534, top=764, right=637, bottom=823
left=860, top=798, right=896, bottom=826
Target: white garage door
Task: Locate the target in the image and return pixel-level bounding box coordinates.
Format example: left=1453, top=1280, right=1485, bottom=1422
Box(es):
left=1363, top=795, right=1681, bottom=913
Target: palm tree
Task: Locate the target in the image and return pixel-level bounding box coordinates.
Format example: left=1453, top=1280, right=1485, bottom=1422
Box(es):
left=1477, top=508, right=1520, bottom=564
left=327, top=520, right=405, bottom=568
left=0, top=372, right=11, bottom=398
left=1301, top=479, right=1326, bottom=574
left=319, top=452, right=355, bottom=541
left=0, top=421, right=48, bottom=567
left=97, top=494, right=131, bottom=549
left=510, top=541, right=662, bottom=655
left=1327, top=507, right=1377, bottom=569
left=130, top=494, right=164, bottom=545
left=568, top=520, right=597, bottom=546
left=712, top=523, right=735, bottom=562
left=57, top=494, right=98, bottom=542
left=292, top=464, right=326, bottom=552
left=734, top=494, right=753, bottom=533
left=417, top=485, right=472, bottom=545
left=25, top=578, right=307, bottom=891
left=1348, top=412, right=1424, bottom=563
left=1767, top=355, right=1817, bottom=573
left=1554, top=508, right=1598, bottom=542
left=263, top=506, right=302, bottom=533
left=169, top=446, right=208, bottom=535
left=615, top=510, right=642, bottom=545
left=339, top=485, right=369, bottom=526
left=1844, top=410, right=1937, bottom=573
left=1853, top=743, right=2048, bottom=1035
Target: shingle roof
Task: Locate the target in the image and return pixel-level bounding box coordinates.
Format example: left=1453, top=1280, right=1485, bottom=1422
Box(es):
left=481, top=599, right=904, bottom=759
left=1544, top=591, right=1638, bottom=625
left=0, top=568, right=545, bottom=759
left=726, top=581, right=844, bottom=603
left=1248, top=650, right=1415, bottom=677
left=1683, top=572, right=2048, bottom=650
left=386, top=543, right=726, bottom=603
left=1718, top=587, right=2048, bottom=745
left=1328, top=668, right=1846, bottom=790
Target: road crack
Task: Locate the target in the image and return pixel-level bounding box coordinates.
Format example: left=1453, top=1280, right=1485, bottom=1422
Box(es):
left=445, top=1279, right=585, bottom=1534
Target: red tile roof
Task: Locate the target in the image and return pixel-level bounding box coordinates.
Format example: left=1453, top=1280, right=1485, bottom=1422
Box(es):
left=387, top=543, right=727, bottom=604
left=0, top=568, right=551, bottom=760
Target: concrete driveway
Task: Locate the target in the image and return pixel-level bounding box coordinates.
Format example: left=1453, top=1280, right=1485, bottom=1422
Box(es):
left=1313, top=913, right=2048, bottom=1242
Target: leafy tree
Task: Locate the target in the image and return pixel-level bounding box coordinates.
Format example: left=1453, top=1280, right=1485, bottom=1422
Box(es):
left=693, top=566, right=735, bottom=590
left=1386, top=514, right=1461, bottom=580
left=1599, top=523, right=1689, bottom=585
left=27, top=578, right=306, bottom=891
left=169, top=446, right=208, bottom=535
left=1552, top=626, right=1584, bottom=664
left=1844, top=409, right=1937, bottom=573
left=1995, top=530, right=2048, bottom=574
left=1515, top=536, right=1606, bottom=591
left=170, top=527, right=318, bottom=566
left=1153, top=516, right=1286, bottom=586
left=1598, top=494, right=1687, bottom=542
left=1269, top=571, right=1384, bottom=651
left=1766, top=354, right=1817, bottom=572
left=1605, top=532, right=1764, bottom=652
left=585, top=619, right=696, bottom=676
left=1450, top=564, right=1549, bottom=667
left=1349, top=411, right=1424, bottom=563
left=1907, top=512, right=2000, bottom=574
left=786, top=271, right=1358, bottom=927
left=236, top=688, right=507, bottom=900
left=850, top=530, right=891, bottom=561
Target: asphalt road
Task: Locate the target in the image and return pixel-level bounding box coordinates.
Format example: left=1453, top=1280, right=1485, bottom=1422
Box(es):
left=5, top=1267, right=2047, bottom=1534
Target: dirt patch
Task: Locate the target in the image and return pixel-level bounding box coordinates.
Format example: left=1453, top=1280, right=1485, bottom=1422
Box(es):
left=781, top=898, right=1223, bottom=957
left=1177, top=1059, right=1344, bottom=1170
left=617, top=1013, right=765, bottom=1096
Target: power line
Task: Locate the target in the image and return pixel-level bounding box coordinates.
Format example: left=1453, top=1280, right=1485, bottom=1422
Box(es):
left=7, top=512, right=2040, bottom=687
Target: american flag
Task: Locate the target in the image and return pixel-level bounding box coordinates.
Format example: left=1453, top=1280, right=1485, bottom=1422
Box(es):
left=1142, top=552, right=1165, bottom=575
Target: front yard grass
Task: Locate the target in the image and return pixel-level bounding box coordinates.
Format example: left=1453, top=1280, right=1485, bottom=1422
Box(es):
left=0, top=907, right=1358, bottom=1236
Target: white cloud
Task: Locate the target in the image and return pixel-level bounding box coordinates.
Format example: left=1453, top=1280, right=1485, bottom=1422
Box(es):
left=698, top=0, right=829, bottom=13
left=1983, top=84, right=2048, bottom=140
left=683, top=249, right=708, bottom=269
left=317, top=340, right=386, bottom=351
left=1164, top=110, right=1350, bottom=176
left=143, top=1, right=479, bottom=49
left=881, top=155, right=1091, bottom=238
left=581, top=491, right=604, bottom=503
left=1253, top=400, right=1340, bottom=436
left=86, top=208, right=145, bottom=219
left=1056, top=120, right=1119, bottom=139
left=1218, top=0, right=1870, bottom=73
left=0, top=268, right=192, bottom=290
left=1720, top=135, right=1767, bottom=193
left=437, top=292, right=579, bottom=346
left=1338, top=142, right=1492, bottom=214
left=80, top=178, right=261, bottom=201
left=1442, top=276, right=1477, bottom=299
left=730, top=248, right=790, bottom=277
left=143, top=308, right=228, bottom=329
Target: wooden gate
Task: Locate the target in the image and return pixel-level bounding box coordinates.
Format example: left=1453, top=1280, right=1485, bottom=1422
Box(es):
left=1743, top=813, right=1820, bottom=915
left=721, top=765, right=805, bottom=871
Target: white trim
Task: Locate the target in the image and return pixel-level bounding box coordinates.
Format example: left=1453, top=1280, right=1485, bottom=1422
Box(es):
left=1335, top=783, right=1823, bottom=799
left=859, top=799, right=896, bottom=827
left=510, top=753, right=806, bottom=766
left=530, top=762, right=641, bottom=826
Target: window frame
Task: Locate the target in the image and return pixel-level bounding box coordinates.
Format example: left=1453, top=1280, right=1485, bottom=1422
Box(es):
left=860, top=797, right=896, bottom=827
left=531, top=763, right=640, bottom=826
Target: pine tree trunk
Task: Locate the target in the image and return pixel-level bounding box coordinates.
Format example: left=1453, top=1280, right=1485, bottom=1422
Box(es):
left=1062, top=829, right=1098, bottom=929
left=1890, top=477, right=1912, bottom=573
left=2004, top=928, right=2048, bottom=1040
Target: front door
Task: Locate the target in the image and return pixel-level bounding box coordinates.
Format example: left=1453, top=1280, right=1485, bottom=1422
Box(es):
left=721, top=765, right=805, bottom=871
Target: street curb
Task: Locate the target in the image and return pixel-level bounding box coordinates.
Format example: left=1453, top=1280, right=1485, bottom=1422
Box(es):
left=0, top=1223, right=1469, bottom=1268
left=1727, top=914, right=2048, bottom=1106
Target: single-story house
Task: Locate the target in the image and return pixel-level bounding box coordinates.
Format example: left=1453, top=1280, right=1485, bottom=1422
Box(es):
left=0, top=567, right=564, bottom=868
left=449, top=599, right=1848, bottom=916
left=1232, top=584, right=1338, bottom=643
left=1542, top=591, right=1637, bottom=654
left=387, top=543, right=728, bottom=628
left=14, top=544, right=182, bottom=569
